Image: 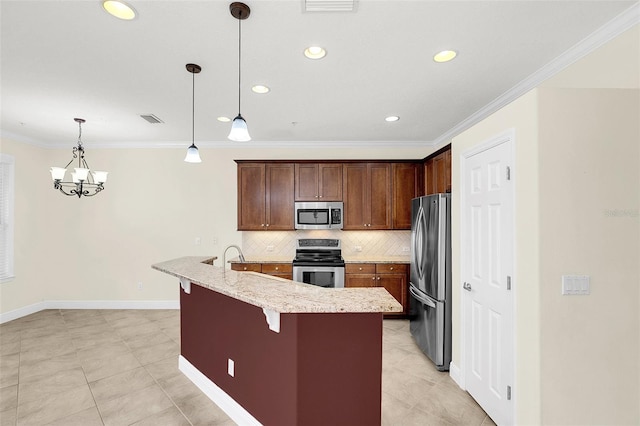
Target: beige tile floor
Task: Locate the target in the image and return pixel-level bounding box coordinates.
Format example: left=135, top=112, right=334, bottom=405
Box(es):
left=0, top=309, right=495, bottom=425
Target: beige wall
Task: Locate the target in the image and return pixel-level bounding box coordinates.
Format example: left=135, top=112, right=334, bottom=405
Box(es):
left=451, top=90, right=542, bottom=425
left=0, top=140, right=52, bottom=313
left=451, top=87, right=640, bottom=425
left=0, top=139, right=431, bottom=315
left=537, top=88, right=639, bottom=425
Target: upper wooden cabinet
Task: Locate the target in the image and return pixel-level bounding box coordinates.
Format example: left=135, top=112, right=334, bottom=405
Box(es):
left=237, top=163, right=294, bottom=231
left=343, top=163, right=392, bottom=230
left=392, top=163, right=422, bottom=230
left=295, top=163, right=343, bottom=201
left=424, top=146, right=451, bottom=195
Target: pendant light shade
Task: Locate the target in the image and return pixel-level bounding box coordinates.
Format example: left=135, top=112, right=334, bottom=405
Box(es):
left=228, top=2, right=251, bottom=142
left=185, top=63, right=202, bottom=163
left=228, top=114, right=251, bottom=142
left=184, top=144, right=201, bottom=163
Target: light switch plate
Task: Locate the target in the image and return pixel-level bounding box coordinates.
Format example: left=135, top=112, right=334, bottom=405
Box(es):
left=562, top=275, right=590, bottom=295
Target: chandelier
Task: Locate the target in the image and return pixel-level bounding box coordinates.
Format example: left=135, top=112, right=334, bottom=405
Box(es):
left=49, top=118, right=108, bottom=198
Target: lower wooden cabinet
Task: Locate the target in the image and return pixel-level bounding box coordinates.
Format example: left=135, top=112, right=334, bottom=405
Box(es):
left=231, top=263, right=293, bottom=280
left=345, top=263, right=408, bottom=317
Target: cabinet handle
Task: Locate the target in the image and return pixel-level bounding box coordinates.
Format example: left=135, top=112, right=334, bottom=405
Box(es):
left=266, top=224, right=270, bottom=227
left=358, top=267, right=363, bottom=271
left=377, top=276, right=381, bottom=280
left=261, top=224, right=265, bottom=227
left=389, top=267, right=394, bottom=271
left=315, top=195, right=319, bottom=198
left=319, top=195, right=323, bottom=198
left=275, top=266, right=279, bottom=271
left=371, top=277, right=375, bottom=280
left=243, top=267, right=248, bottom=271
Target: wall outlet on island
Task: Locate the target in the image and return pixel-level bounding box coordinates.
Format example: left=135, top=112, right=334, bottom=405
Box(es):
left=228, top=359, right=235, bottom=377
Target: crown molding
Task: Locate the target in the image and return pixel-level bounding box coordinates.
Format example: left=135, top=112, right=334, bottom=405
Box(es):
left=1, top=132, right=434, bottom=150
left=431, top=3, right=639, bottom=147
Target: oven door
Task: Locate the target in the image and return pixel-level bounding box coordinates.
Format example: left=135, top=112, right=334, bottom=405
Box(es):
left=292, top=265, right=345, bottom=288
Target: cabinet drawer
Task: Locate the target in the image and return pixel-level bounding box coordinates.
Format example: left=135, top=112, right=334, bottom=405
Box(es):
left=231, top=263, right=262, bottom=272
left=345, top=263, right=376, bottom=274
left=376, top=263, right=408, bottom=274
left=261, top=263, right=293, bottom=274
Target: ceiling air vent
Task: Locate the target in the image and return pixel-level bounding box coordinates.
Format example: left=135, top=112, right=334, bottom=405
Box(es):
left=140, top=114, right=164, bottom=124
left=304, top=0, right=356, bottom=12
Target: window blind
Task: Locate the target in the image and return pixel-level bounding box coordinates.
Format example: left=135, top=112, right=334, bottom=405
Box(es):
left=0, top=154, right=15, bottom=282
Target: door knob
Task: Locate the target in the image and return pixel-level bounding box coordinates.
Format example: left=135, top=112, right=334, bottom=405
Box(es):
left=463, top=282, right=472, bottom=291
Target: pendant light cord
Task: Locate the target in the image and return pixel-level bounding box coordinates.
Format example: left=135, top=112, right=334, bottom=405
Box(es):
left=238, top=15, right=242, bottom=116
left=192, top=68, right=195, bottom=145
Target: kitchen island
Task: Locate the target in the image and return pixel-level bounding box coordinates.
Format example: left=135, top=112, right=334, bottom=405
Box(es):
left=152, top=256, right=402, bottom=426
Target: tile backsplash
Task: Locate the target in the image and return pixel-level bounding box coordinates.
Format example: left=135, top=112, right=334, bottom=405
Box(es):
left=242, top=230, right=411, bottom=258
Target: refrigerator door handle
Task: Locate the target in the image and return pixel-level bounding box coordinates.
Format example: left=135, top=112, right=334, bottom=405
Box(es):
left=414, top=206, right=427, bottom=280
left=410, top=284, right=436, bottom=309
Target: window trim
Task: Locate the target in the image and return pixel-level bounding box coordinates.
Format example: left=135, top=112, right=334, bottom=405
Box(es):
left=0, top=153, right=15, bottom=283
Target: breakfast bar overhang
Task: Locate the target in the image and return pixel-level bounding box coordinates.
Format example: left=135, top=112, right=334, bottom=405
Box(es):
left=152, top=257, right=402, bottom=426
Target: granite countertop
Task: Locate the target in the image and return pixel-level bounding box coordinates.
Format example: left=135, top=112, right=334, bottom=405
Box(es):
left=152, top=256, right=402, bottom=314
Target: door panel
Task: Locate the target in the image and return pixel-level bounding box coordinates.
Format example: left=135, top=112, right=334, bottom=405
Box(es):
left=462, top=137, right=514, bottom=426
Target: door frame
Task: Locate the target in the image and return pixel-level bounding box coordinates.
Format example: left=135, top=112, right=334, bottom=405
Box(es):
left=458, top=128, right=516, bottom=423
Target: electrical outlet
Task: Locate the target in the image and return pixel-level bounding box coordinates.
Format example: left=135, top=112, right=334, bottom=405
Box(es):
left=213, top=237, right=219, bottom=245
left=266, top=245, right=275, bottom=252
left=228, top=359, right=235, bottom=377
left=354, top=246, right=362, bottom=252
left=402, top=247, right=410, bottom=252
left=195, top=237, right=201, bottom=245
left=137, top=282, right=143, bottom=291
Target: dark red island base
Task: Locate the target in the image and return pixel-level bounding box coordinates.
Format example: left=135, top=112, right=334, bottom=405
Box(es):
left=180, top=283, right=384, bottom=426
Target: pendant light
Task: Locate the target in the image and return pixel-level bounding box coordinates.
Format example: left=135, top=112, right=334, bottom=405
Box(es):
left=228, top=2, right=251, bottom=142
left=185, top=63, right=203, bottom=163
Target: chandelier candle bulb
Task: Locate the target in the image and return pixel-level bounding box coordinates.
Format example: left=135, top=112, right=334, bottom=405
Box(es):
left=74, top=168, right=90, bottom=181
left=92, top=171, right=108, bottom=184
left=50, top=167, right=66, bottom=181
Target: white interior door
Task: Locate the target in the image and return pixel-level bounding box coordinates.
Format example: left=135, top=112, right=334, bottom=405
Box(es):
left=461, top=132, right=514, bottom=425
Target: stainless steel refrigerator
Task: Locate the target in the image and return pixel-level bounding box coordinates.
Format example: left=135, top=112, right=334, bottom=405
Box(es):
left=409, top=194, right=451, bottom=371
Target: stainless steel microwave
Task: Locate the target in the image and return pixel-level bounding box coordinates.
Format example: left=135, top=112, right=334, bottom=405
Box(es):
left=294, top=202, right=343, bottom=230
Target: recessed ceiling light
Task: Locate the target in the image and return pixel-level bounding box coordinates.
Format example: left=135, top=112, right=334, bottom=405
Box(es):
left=102, top=0, right=137, bottom=20
left=304, top=46, right=327, bottom=60
left=433, top=50, right=457, bottom=63
left=251, top=85, right=270, bottom=94
left=217, top=116, right=231, bottom=123
left=385, top=116, right=400, bottom=122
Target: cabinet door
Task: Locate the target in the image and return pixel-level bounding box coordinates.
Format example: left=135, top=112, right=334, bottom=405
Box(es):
left=261, top=263, right=293, bottom=280
left=378, top=273, right=407, bottom=314
left=237, top=163, right=266, bottom=230
left=392, top=163, right=421, bottom=229
left=294, top=163, right=319, bottom=201
left=343, top=163, right=368, bottom=229
left=345, top=274, right=378, bottom=288
left=369, top=163, right=392, bottom=229
left=433, top=153, right=448, bottom=194
left=231, top=263, right=262, bottom=272
left=318, top=163, right=343, bottom=201
left=265, top=164, right=295, bottom=230
left=424, top=158, right=435, bottom=195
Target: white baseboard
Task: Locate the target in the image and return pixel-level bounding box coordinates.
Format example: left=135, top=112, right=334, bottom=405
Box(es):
left=449, top=361, right=465, bottom=390
left=179, top=355, right=262, bottom=426
left=0, top=300, right=179, bottom=324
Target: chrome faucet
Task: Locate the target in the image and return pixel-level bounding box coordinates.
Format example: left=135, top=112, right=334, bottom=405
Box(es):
left=222, top=244, right=246, bottom=268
